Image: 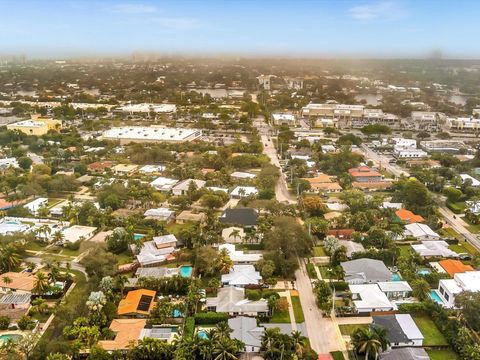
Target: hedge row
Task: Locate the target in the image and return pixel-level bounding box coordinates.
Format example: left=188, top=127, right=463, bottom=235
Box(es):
left=194, top=312, right=229, bottom=325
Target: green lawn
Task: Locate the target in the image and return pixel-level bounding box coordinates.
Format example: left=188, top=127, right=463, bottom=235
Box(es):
left=449, top=243, right=467, bottom=254
left=25, top=241, right=47, bottom=252
left=270, top=297, right=291, bottom=323
left=438, top=227, right=461, bottom=240
left=330, top=351, right=345, bottom=360
left=291, top=296, right=304, bottom=323
left=398, top=245, right=412, bottom=257
left=426, top=349, right=459, bottom=360
left=338, top=324, right=368, bottom=336
left=318, top=266, right=332, bottom=279
left=463, top=242, right=479, bottom=255
left=115, top=251, right=134, bottom=265
left=412, top=314, right=448, bottom=346
left=466, top=224, right=480, bottom=234
left=313, top=246, right=327, bottom=257
left=306, top=263, right=317, bottom=279
left=47, top=198, right=64, bottom=208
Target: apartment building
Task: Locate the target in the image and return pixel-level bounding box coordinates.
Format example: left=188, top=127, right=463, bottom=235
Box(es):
left=446, top=117, right=480, bottom=131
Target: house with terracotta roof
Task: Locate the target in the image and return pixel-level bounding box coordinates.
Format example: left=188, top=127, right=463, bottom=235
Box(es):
left=117, top=289, right=156, bottom=317
left=395, top=209, right=425, bottom=224
left=327, top=229, right=354, bottom=240
left=348, top=166, right=383, bottom=182
left=0, top=272, right=36, bottom=294
left=302, top=174, right=342, bottom=193
left=88, top=161, right=114, bottom=173
left=439, top=259, right=474, bottom=277
left=98, top=319, right=146, bottom=351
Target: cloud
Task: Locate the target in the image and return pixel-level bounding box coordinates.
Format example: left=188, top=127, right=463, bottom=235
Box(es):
left=110, top=3, right=159, bottom=14
left=349, top=1, right=409, bottom=21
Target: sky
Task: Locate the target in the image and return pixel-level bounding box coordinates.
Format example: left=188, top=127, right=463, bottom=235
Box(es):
left=0, top=0, right=478, bottom=59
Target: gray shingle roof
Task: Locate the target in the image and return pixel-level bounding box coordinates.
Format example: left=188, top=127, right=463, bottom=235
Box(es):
left=341, top=258, right=392, bottom=283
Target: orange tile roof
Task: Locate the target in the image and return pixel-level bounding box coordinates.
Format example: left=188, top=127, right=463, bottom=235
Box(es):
left=302, top=174, right=334, bottom=184
left=98, top=319, right=146, bottom=351
left=395, top=209, right=425, bottom=223
left=0, top=272, right=36, bottom=292
left=439, top=259, right=474, bottom=277
left=117, top=289, right=156, bottom=316
left=0, top=198, right=14, bottom=209
left=348, top=166, right=382, bottom=178
left=88, top=161, right=113, bottom=170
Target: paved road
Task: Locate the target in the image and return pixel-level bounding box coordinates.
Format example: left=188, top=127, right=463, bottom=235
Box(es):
left=360, top=144, right=410, bottom=178
left=295, top=259, right=345, bottom=354
left=25, top=256, right=89, bottom=279
left=438, top=205, right=480, bottom=252
left=261, top=135, right=297, bottom=204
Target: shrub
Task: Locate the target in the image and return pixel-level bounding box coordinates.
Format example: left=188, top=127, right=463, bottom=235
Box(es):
left=0, top=316, right=10, bottom=330
left=184, top=317, right=195, bottom=338
left=306, top=263, right=317, bottom=279
left=194, top=312, right=229, bottom=325
left=64, top=241, right=80, bottom=251
left=446, top=202, right=464, bottom=214
left=331, top=281, right=349, bottom=291
left=17, top=315, right=35, bottom=330
left=246, top=289, right=261, bottom=301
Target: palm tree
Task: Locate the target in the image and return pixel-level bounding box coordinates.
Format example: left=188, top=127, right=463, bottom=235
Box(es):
left=33, top=272, right=50, bottom=294
left=290, top=330, right=307, bottom=356
left=351, top=327, right=389, bottom=360
left=212, top=337, right=239, bottom=360
left=37, top=224, right=51, bottom=241
left=214, top=322, right=232, bottom=339
left=230, top=229, right=241, bottom=243
left=31, top=297, right=48, bottom=314
left=216, top=248, right=233, bottom=274
left=0, top=245, right=21, bottom=272
left=2, top=276, right=12, bottom=289
left=52, top=231, right=64, bottom=245
left=411, top=279, right=431, bottom=301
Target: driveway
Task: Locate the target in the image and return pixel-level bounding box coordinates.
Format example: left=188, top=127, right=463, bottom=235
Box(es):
left=295, top=259, right=345, bottom=354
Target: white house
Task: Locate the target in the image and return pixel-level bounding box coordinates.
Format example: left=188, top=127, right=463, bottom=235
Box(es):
left=172, top=179, right=206, bottom=196
left=0, top=157, right=19, bottom=169
left=24, top=198, right=48, bottom=216
left=231, top=171, right=256, bottom=179
left=460, top=174, right=480, bottom=187
left=144, top=208, right=175, bottom=222
left=139, top=165, right=166, bottom=174
left=221, top=265, right=262, bottom=287
left=219, top=244, right=261, bottom=264
left=436, top=271, right=480, bottom=308
left=411, top=241, right=458, bottom=258
left=377, top=281, right=412, bottom=300
left=404, top=223, right=440, bottom=241
left=230, top=186, right=258, bottom=199
left=349, top=284, right=393, bottom=313
left=150, top=177, right=178, bottom=192
left=61, top=225, right=97, bottom=243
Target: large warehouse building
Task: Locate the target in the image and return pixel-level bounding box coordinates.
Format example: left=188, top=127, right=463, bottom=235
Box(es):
left=102, top=126, right=202, bottom=144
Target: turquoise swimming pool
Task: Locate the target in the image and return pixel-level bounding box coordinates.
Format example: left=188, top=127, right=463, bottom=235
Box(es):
left=180, top=266, right=193, bottom=278
left=391, top=273, right=402, bottom=281
left=0, top=334, right=23, bottom=343
left=430, top=290, right=443, bottom=305
left=197, top=330, right=208, bottom=340
left=134, top=233, right=146, bottom=240
left=418, top=268, right=432, bottom=276
left=172, top=309, right=184, bottom=318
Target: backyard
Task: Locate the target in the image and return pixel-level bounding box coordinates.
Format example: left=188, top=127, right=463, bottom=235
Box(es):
left=270, top=297, right=291, bottom=323
left=412, top=313, right=448, bottom=346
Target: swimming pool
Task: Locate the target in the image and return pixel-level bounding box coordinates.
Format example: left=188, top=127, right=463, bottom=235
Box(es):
left=0, top=334, right=23, bottom=344
left=418, top=268, right=432, bottom=276
left=172, top=309, right=184, bottom=318
left=197, top=330, right=208, bottom=340
left=430, top=290, right=443, bottom=305
left=391, top=273, right=402, bottom=281
left=180, top=266, right=193, bottom=278
left=134, top=234, right=146, bottom=241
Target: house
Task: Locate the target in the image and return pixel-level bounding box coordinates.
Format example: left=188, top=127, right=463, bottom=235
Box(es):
left=139, top=165, right=166, bottom=174
left=438, top=259, right=474, bottom=277
left=373, top=314, right=424, bottom=347
left=231, top=171, right=256, bottom=179
left=88, top=161, right=114, bottom=173
left=341, top=259, right=392, bottom=284
left=206, top=287, right=269, bottom=316
left=348, top=166, right=383, bottom=182
left=379, top=347, right=430, bottom=360
left=436, top=271, right=480, bottom=308
left=0, top=293, right=31, bottom=309
left=98, top=319, right=147, bottom=351
left=112, top=164, right=139, bottom=175
left=219, top=244, right=262, bottom=264
left=230, top=186, right=258, bottom=199
left=172, top=179, right=206, bottom=196
left=0, top=198, right=16, bottom=211
left=117, top=289, right=156, bottom=316
left=150, top=177, right=178, bottom=192
left=327, top=229, right=354, bottom=240
left=377, top=281, right=412, bottom=300
left=0, top=272, right=36, bottom=294
left=337, top=240, right=365, bottom=258
left=302, top=174, right=342, bottom=193
left=222, top=227, right=246, bottom=243
left=466, top=200, right=480, bottom=215
left=460, top=174, right=480, bottom=187
left=411, top=241, right=458, bottom=258
left=0, top=157, right=19, bottom=169
left=24, top=197, right=48, bottom=216
left=352, top=181, right=392, bottom=192
left=144, top=208, right=175, bottom=222
left=61, top=225, right=97, bottom=243
left=349, top=284, right=393, bottom=313
left=228, top=316, right=265, bottom=353
left=7, top=117, right=62, bottom=136
left=219, top=208, right=258, bottom=227
left=136, top=235, right=177, bottom=267
left=382, top=202, right=403, bottom=210
left=176, top=210, right=206, bottom=224
left=221, top=265, right=262, bottom=287
left=395, top=209, right=424, bottom=224
left=404, top=223, right=440, bottom=241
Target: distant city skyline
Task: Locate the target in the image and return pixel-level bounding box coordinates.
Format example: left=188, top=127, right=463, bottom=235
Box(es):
left=0, top=0, right=479, bottom=59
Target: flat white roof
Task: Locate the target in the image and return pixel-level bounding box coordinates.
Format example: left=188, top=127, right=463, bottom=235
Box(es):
left=454, top=271, right=480, bottom=292
left=116, top=103, right=176, bottom=113
left=62, top=225, right=96, bottom=243
left=349, top=284, right=393, bottom=310
left=405, top=223, right=439, bottom=238
left=103, top=126, right=201, bottom=142
left=396, top=314, right=424, bottom=340
left=230, top=186, right=258, bottom=197
left=378, top=281, right=412, bottom=293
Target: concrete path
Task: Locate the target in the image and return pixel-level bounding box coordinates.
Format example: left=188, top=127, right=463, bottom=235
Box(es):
left=335, top=316, right=373, bottom=325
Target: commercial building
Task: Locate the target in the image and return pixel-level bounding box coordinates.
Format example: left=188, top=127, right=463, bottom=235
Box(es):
left=446, top=116, right=480, bottom=131
left=420, top=140, right=466, bottom=154
left=114, top=103, right=177, bottom=114
left=272, top=113, right=297, bottom=126
left=6, top=117, right=62, bottom=136
left=102, top=126, right=202, bottom=144
left=411, top=111, right=440, bottom=131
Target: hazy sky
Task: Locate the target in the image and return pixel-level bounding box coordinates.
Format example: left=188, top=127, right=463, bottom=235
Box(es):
left=0, top=0, right=478, bottom=58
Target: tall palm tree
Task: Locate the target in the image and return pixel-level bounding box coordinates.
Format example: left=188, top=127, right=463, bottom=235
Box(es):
left=33, top=272, right=50, bottom=294
left=215, top=322, right=232, bottom=339
left=216, top=248, right=233, bottom=274
left=2, top=276, right=12, bottom=287
left=411, top=279, right=431, bottom=301
left=290, top=330, right=307, bottom=356
left=230, top=229, right=241, bottom=243
left=0, top=245, right=21, bottom=272
left=212, top=337, right=239, bottom=360
left=351, top=327, right=389, bottom=360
